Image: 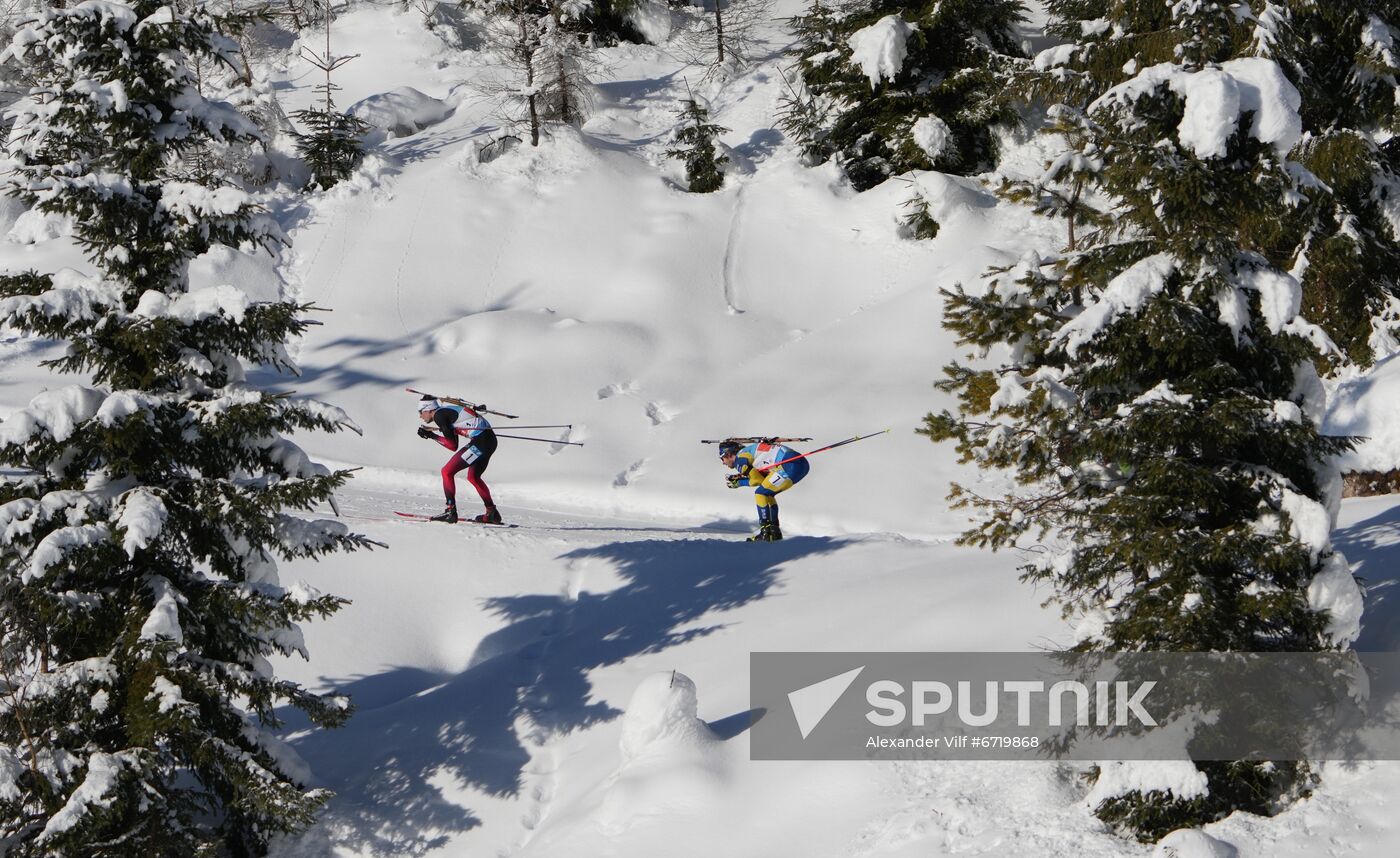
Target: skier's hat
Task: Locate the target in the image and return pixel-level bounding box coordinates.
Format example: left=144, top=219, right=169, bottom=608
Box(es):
left=717, top=440, right=741, bottom=457
left=418, top=395, right=440, bottom=413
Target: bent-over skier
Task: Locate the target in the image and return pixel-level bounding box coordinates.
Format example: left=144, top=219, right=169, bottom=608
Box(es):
left=719, top=439, right=809, bottom=541
left=417, top=395, right=502, bottom=524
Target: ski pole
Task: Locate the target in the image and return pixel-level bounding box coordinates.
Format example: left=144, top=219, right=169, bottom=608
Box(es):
left=494, top=433, right=584, bottom=446
left=406, top=387, right=519, bottom=419
left=494, top=424, right=573, bottom=430
left=754, top=429, right=890, bottom=472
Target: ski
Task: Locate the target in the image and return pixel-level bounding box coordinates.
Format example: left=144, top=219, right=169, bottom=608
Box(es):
left=392, top=511, right=520, bottom=528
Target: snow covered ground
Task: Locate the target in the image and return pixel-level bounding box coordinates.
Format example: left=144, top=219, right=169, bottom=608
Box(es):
left=262, top=488, right=1400, bottom=858
left=4, top=2, right=1400, bottom=856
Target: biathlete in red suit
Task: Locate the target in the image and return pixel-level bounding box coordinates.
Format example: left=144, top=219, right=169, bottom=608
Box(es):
left=416, top=395, right=503, bottom=524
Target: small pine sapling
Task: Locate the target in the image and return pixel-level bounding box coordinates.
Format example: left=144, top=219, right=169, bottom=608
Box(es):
left=775, top=70, right=833, bottom=165
left=291, top=1, right=369, bottom=189
left=995, top=105, right=1109, bottom=255
left=666, top=96, right=730, bottom=193
left=897, top=177, right=939, bottom=239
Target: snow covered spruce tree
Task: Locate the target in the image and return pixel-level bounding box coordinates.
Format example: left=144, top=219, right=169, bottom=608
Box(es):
left=0, top=2, right=370, bottom=854
left=924, top=14, right=1364, bottom=844
left=790, top=0, right=1026, bottom=190
left=666, top=97, right=729, bottom=192
left=1035, top=0, right=1400, bottom=368
left=1249, top=1, right=1400, bottom=366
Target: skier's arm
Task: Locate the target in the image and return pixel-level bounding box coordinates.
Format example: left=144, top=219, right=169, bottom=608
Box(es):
left=433, top=410, right=460, bottom=450
left=734, top=451, right=755, bottom=478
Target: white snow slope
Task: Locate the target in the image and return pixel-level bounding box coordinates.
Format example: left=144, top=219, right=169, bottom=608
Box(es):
left=3, top=3, right=1400, bottom=857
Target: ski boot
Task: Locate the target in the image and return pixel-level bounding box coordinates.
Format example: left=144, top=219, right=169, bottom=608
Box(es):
left=746, top=523, right=783, bottom=542
left=473, top=506, right=504, bottom=525
left=430, top=502, right=458, bottom=524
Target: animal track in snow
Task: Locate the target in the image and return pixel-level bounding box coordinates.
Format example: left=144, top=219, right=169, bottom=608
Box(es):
left=613, top=459, right=646, bottom=487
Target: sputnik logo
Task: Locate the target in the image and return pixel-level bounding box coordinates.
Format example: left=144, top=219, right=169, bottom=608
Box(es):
left=787, top=666, right=866, bottom=739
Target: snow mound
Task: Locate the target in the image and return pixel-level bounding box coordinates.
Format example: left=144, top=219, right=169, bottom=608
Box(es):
left=7, top=208, right=74, bottom=244
left=1152, top=828, right=1237, bottom=858
left=348, top=86, right=450, bottom=138
left=847, top=15, right=917, bottom=89
left=454, top=125, right=600, bottom=181
left=1326, top=354, right=1400, bottom=473
left=595, top=671, right=723, bottom=833
left=909, top=171, right=997, bottom=223
left=188, top=245, right=282, bottom=303
left=619, top=670, right=716, bottom=763
left=0, top=196, right=27, bottom=237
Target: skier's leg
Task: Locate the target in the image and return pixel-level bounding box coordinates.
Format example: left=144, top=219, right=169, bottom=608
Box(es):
left=441, top=447, right=477, bottom=501
left=430, top=450, right=472, bottom=521
left=755, top=470, right=798, bottom=540
left=466, top=458, right=496, bottom=508
left=465, top=444, right=503, bottom=522
left=465, top=465, right=494, bottom=505
left=754, top=490, right=775, bottom=525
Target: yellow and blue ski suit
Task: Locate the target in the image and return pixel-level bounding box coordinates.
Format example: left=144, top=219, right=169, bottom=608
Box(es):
left=731, top=441, right=810, bottom=527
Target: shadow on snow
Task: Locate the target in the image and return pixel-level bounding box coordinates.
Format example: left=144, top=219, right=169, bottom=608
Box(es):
left=281, top=534, right=849, bottom=856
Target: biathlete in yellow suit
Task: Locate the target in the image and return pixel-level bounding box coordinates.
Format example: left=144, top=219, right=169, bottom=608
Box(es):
left=718, top=440, right=810, bottom=542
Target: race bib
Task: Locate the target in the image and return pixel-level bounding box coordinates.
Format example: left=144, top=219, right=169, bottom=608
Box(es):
left=752, top=444, right=787, bottom=470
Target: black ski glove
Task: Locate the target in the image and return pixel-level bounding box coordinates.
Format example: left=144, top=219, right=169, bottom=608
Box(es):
left=726, top=473, right=744, bottom=489
left=417, top=425, right=438, bottom=441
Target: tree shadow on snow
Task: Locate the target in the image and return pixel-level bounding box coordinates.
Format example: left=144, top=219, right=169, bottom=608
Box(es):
left=386, top=125, right=485, bottom=166
left=282, top=534, right=848, bottom=856
left=593, top=69, right=684, bottom=105
left=1334, top=502, right=1400, bottom=651
left=731, top=127, right=784, bottom=166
